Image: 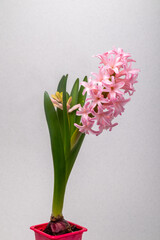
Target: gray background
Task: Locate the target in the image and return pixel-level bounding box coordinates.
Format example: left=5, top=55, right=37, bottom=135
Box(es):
left=0, top=0, right=160, bottom=240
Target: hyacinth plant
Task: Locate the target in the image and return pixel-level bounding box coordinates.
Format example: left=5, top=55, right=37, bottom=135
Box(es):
left=43, top=48, right=139, bottom=236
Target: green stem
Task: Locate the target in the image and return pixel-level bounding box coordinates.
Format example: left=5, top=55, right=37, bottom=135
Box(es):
left=52, top=176, right=66, bottom=217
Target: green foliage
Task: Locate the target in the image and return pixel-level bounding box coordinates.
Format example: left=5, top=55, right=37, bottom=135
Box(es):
left=44, top=91, right=66, bottom=217
left=44, top=75, right=87, bottom=217
left=62, top=75, right=70, bottom=158
left=76, top=76, right=88, bottom=125
left=69, top=78, right=79, bottom=136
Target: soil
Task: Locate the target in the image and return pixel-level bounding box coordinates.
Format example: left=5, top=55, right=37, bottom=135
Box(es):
left=43, top=218, right=80, bottom=236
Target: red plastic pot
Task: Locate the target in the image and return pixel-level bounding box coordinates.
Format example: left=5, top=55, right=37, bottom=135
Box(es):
left=30, top=221, right=87, bottom=240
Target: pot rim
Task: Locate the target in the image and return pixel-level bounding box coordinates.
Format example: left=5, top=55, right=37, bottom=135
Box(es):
left=30, top=221, right=88, bottom=239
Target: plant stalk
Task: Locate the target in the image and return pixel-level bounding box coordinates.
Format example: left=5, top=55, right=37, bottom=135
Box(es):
left=52, top=176, right=66, bottom=217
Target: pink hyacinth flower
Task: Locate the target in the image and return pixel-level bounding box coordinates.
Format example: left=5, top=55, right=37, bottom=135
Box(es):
left=81, top=77, right=94, bottom=95
left=76, top=102, right=92, bottom=119
left=102, top=76, right=125, bottom=100
left=91, top=108, right=114, bottom=127
left=74, top=116, right=100, bottom=135
left=75, top=47, right=139, bottom=136
left=91, top=66, right=110, bottom=85
left=87, top=86, right=109, bottom=110
left=111, top=96, right=130, bottom=117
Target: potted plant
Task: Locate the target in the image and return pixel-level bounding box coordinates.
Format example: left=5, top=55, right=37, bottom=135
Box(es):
left=30, top=47, right=139, bottom=240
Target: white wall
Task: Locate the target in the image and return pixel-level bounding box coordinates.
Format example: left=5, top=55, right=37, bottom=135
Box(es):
left=0, top=0, right=160, bottom=240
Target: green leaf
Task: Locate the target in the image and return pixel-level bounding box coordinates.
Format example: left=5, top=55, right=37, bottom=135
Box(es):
left=69, top=78, right=79, bottom=136
left=65, top=133, right=85, bottom=183
left=70, top=78, right=79, bottom=107
left=66, top=92, right=70, bottom=102
left=78, top=76, right=87, bottom=107
left=71, top=128, right=81, bottom=149
left=44, top=91, right=66, bottom=216
left=44, top=91, right=65, bottom=176
left=57, top=75, right=67, bottom=92
left=75, top=76, right=88, bottom=125
left=57, top=108, right=64, bottom=140
left=56, top=75, right=67, bottom=141
left=56, top=75, right=69, bottom=144
left=62, top=75, right=70, bottom=158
